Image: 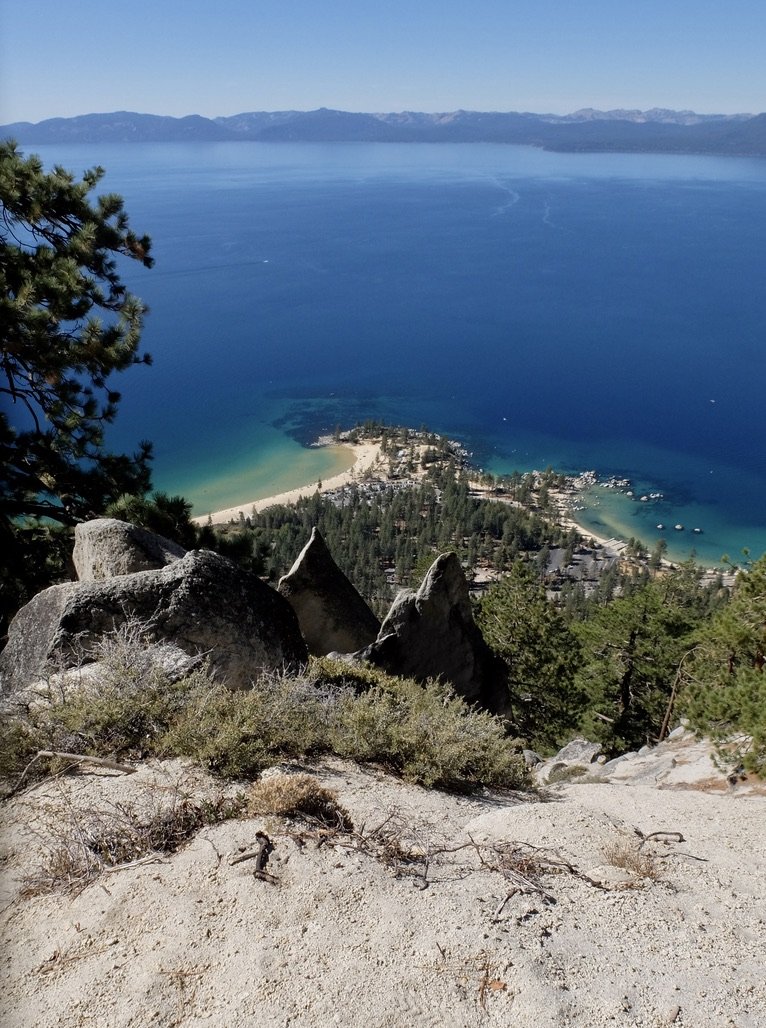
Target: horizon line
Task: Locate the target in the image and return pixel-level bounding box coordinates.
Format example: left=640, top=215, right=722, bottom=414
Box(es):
left=3, top=104, right=760, bottom=125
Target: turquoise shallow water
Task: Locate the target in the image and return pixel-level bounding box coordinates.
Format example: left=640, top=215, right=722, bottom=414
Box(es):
left=27, top=142, right=766, bottom=565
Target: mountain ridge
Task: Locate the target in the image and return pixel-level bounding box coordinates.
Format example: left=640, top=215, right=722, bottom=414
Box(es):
left=3, top=107, right=766, bottom=155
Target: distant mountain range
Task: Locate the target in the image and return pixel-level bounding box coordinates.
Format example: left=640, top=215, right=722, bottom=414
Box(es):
left=3, top=108, right=766, bottom=155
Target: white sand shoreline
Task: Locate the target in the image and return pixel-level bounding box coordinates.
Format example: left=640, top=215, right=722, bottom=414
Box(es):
left=195, top=436, right=628, bottom=559
left=191, top=433, right=720, bottom=576
left=193, top=440, right=383, bottom=526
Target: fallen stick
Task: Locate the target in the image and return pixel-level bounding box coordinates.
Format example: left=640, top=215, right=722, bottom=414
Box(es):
left=636, top=830, right=685, bottom=850
left=492, top=893, right=513, bottom=920
left=252, top=869, right=279, bottom=885
left=230, top=848, right=267, bottom=866
left=229, top=832, right=275, bottom=881
left=37, top=751, right=137, bottom=775
left=103, top=854, right=168, bottom=875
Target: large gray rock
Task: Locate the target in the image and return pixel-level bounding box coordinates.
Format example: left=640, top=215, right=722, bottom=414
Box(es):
left=73, top=517, right=186, bottom=581
left=278, top=527, right=380, bottom=656
left=359, top=552, right=510, bottom=715
left=549, top=738, right=602, bottom=765
left=0, top=549, right=307, bottom=697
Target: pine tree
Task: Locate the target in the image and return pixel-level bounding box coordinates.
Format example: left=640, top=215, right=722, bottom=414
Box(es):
left=476, top=562, right=584, bottom=750
left=573, top=567, right=723, bottom=753
left=1, top=142, right=154, bottom=632
left=684, top=555, right=766, bottom=773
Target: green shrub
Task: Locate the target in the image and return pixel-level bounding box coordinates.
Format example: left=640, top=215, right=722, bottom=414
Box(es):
left=546, top=764, right=588, bottom=784
left=163, top=674, right=330, bottom=778
left=0, top=626, right=211, bottom=788
left=0, top=719, right=48, bottom=781
left=2, top=634, right=529, bottom=794
left=321, top=669, right=528, bottom=790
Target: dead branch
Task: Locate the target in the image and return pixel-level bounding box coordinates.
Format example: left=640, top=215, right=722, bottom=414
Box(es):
left=636, top=830, right=685, bottom=849
left=102, top=854, right=168, bottom=875
left=230, top=831, right=275, bottom=882
left=37, top=751, right=137, bottom=774
left=492, top=894, right=513, bottom=919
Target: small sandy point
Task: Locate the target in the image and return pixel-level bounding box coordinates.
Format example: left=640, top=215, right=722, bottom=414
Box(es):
left=549, top=487, right=628, bottom=557
left=193, top=441, right=383, bottom=526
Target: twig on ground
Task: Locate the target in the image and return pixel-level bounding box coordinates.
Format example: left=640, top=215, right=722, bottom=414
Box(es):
left=230, top=831, right=278, bottom=883
left=635, top=830, right=685, bottom=849
left=37, top=751, right=137, bottom=774
left=493, top=894, right=513, bottom=919
left=230, top=832, right=273, bottom=868
left=468, top=833, right=609, bottom=901
left=477, top=950, right=508, bottom=1011
left=102, top=854, right=169, bottom=875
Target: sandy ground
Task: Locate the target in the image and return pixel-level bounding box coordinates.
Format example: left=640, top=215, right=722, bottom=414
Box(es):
left=1, top=737, right=764, bottom=1028
left=193, top=442, right=384, bottom=526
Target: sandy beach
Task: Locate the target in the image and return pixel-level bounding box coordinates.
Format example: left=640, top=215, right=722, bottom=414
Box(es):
left=557, top=507, right=628, bottom=557
left=193, top=440, right=384, bottom=526
left=196, top=436, right=629, bottom=561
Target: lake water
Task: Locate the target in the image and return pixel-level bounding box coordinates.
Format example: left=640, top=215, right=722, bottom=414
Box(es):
left=31, top=142, right=766, bottom=565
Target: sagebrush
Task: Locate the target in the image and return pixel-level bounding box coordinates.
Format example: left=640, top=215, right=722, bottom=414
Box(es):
left=23, top=784, right=244, bottom=896
left=1, top=632, right=528, bottom=793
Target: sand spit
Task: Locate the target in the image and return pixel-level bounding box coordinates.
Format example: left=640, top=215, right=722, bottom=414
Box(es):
left=193, top=441, right=383, bottom=527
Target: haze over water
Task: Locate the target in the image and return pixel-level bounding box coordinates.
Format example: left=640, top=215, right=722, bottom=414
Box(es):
left=35, top=142, right=766, bottom=565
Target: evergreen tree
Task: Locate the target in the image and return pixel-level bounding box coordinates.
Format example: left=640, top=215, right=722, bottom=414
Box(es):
left=476, top=562, right=584, bottom=750
left=105, top=492, right=197, bottom=550
left=684, top=555, right=766, bottom=773
left=1, top=142, right=154, bottom=632
left=573, top=566, right=723, bottom=753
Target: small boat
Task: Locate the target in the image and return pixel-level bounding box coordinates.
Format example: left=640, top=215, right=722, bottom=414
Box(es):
left=693, top=527, right=703, bottom=534
left=656, top=524, right=665, bottom=530
left=674, top=524, right=684, bottom=531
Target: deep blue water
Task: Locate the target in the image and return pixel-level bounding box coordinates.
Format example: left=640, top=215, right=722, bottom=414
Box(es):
left=31, top=143, right=766, bottom=564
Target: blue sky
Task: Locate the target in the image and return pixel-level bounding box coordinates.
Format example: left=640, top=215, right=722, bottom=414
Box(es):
left=1, top=0, right=764, bottom=123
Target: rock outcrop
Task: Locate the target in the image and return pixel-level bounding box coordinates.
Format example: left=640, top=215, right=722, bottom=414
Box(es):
left=278, top=528, right=380, bottom=656
left=549, top=738, right=602, bottom=767
left=359, top=552, right=510, bottom=715
left=73, top=518, right=186, bottom=581
left=0, top=547, right=307, bottom=697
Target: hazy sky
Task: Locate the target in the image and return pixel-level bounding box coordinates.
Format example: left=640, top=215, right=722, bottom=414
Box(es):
left=1, top=0, right=764, bottom=123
